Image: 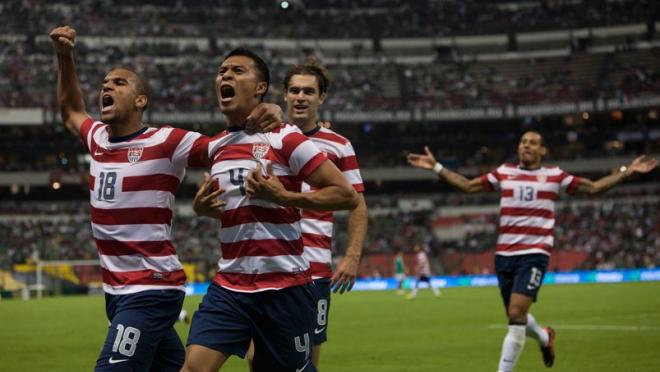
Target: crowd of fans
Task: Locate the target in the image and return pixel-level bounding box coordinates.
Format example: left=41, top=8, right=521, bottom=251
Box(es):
left=1, top=0, right=652, bottom=38
left=1, top=195, right=657, bottom=281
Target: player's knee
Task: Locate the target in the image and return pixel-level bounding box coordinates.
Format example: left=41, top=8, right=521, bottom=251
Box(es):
left=507, top=305, right=528, bottom=323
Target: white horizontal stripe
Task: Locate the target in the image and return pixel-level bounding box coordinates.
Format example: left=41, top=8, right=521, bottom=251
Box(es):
left=495, top=248, right=551, bottom=257
left=560, top=175, right=575, bottom=188
left=497, top=234, right=554, bottom=246
left=219, top=222, right=301, bottom=243
left=218, top=254, right=309, bottom=274
left=92, top=223, right=171, bottom=242
left=90, top=190, right=175, bottom=210
left=499, top=216, right=556, bottom=230
left=311, top=137, right=345, bottom=154
left=500, top=198, right=555, bottom=211
left=212, top=159, right=257, bottom=174
left=300, top=219, right=333, bottom=237
left=496, top=166, right=564, bottom=176
left=172, top=131, right=202, bottom=166
left=303, top=246, right=332, bottom=264
left=91, top=158, right=182, bottom=179
left=220, top=193, right=293, bottom=212
left=500, top=180, right=562, bottom=193
left=103, top=283, right=185, bottom=295
left=289, top=140, right=322, bottom=176
left=343, top=169, right=364, bottom=184
left=487, top=173, right=499, bottom=188
left=100, top=254, right=182, bottom=273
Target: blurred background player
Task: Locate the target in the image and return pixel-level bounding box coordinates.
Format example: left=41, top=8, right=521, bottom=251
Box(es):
left=183, top=48, right=358, bottom=372
left=407, top=131, right=657, bottom=371
left=51, top=26, right=282, bottom=372
left=393, top=247, right=407, bottom=295
left=406, top=243, right=441, bottom=299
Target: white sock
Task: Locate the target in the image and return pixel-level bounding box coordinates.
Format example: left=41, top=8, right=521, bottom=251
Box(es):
left=431, top=286, right=441, bottom=296
left=526, top=313, right=549, bottom=346
left=410, top=288, right=418, bottom=297
left=497, top=324, right=526, bottom=372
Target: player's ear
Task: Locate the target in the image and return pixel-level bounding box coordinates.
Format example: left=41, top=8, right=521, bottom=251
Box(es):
left=319, top=92, right=326, bottom=105
left=255, top=82, right=268, bottom=98
left=540, top=145, right=548, bottom=157
left=135, top=95, right=148, bottom=111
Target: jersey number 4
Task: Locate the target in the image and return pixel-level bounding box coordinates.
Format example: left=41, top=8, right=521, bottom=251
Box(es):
left=98, top=171, right=118, bottom=201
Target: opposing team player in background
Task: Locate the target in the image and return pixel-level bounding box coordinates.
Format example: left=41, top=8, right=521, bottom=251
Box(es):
left=51, top=26, right=282, bottom=371
left=183, top=48, right=358, bottom=372
left=407, top=131, right=657, bottom=372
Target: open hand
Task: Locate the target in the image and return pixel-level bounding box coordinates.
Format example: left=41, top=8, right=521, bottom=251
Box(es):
left=245, top=163, right=287, bottom=203
left=330, top=254, right=360, bottom=294
left=406, top=145, right=437, bottom=170
left=245, top=103, right=283, bottom=134
left=192, top=172, right=225, bottom=219
left=626, top=155, right=658, bottom=175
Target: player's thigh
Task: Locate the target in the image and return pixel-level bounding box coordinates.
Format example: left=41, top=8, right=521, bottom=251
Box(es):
left=495, top=255, right=516, bottom=309
left=511, top=254, right=550, bottom=302
left=251, top=284, right=317, bottom=372
left=148, top=327, right=185, bottom=372
left=181, top=344, right=230, bottom=372
left=311, top=278, right=331, bottom=346
left=186, top=283, right=252, bottom=358
left=95, top=307, right=178, bottom=371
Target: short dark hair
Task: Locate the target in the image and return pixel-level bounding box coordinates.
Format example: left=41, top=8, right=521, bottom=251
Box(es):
left=111, top=66, right=151, bottom=111
left=523, top=130, right=546, bottom=147
left=223, top=47, right=270, bottom=98
left=283, top=58, right=330, bottom=95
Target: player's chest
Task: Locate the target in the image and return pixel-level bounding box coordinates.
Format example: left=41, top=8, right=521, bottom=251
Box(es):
left=501, top=178, right=560, bottom=202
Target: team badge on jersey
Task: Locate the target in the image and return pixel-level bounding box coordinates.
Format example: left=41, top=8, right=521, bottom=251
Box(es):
left=252, top=143, right=270, bottom=160
left=127, top=146, right=144, bottom=164
left=537, top=175, right=547, bottom=183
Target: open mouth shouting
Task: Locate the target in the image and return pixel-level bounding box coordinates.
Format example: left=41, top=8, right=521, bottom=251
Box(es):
left=101, top=94, right=115, bottom=113
left=219, top=84, right=236, bottom=104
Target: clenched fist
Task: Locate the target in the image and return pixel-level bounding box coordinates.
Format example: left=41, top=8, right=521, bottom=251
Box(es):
left=50, top=25, right=76, bottom=55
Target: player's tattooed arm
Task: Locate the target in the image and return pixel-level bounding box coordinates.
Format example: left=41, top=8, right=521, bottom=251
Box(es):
left=245, top=103, right=284, bottom=134
left=192, top=172, right=226, bottom=220
left=577, top=155, right=658, bottom=195
left=331, top=193, right=367, bottom=294
left=50, top=25, right=89, bottom=136
left=407, top=146, right=486, bottom=193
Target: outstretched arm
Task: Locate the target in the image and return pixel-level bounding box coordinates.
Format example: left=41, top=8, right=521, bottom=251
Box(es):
left=50, top=26, right=89, bottom=136
left=331, top=193, right=368, bottom=294
left=577, top=155, right=657, bottom=195
left=407, top=146, right=486, bottom=193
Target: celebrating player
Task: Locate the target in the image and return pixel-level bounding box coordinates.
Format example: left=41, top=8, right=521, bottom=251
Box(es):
left=51, top=26, right=282, bottom=372
left=407, top=131, right=657, bottom=371
left=406, top=243, right=441, bottom=299
left=182, top=48, right=358, bottom=372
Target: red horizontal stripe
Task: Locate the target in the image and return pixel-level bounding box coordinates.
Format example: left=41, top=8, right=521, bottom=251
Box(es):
left=96, top=240, right=176, bottom=257
left=302, top=233, right=332, bottom=249
left=91, top=144, right=166, bottom=163
left=122, top=174, right=180, bottom=194
left=311, top=130, right=349, bottom=145
left=567, top=176, right=580, bottom=195
left=219, top=239, right=303, bottom=259
left=298, top=153, right=326, bottom=180
left=500, top=207, right=554, bottom=219
left=89, top=175, right=96, bottom=191
left=91, top=207, right=173, bottom=225
left=353, top=183, right=365, bottom=193
left=500, top=225, right=554, bottom=236
left=213, top=270, right=311, bottom=291
left=496, top=244, right=552, bottom=253
left=188, top=136, right=210, bottom=168
left=281, top=131, right=308, bottom=159
left=499, top=174, right=565, bottom=183
left=221, top=205, right=301, bottom=228
left=325, top=152, right=339, bottom=164
left=102, top=268, right=186, bottom=287
left=537, top=191, right=558, bottom=200
left=337, top=155, right=359, bottom=171
left=501, top=189, right=514, bottom=198
left=160, top=127, right=188, bottom=160
left=301, top=210, right=333, bottom=222
left=309, top=262, right=333, bottom=278
left=481, top=175, right=495, bottom=192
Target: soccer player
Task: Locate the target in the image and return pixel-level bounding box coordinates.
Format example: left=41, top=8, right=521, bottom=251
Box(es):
left=182, top=48, right=358, bottom=372
left=407, top=132, right=657, bottom=371
left=393, top=247, right=407, bottom=295
left=282, top=60, right=368, bottom=370
left=51, top=26, right=282, bottom=372
left=406, top=243, right=441, bottom=299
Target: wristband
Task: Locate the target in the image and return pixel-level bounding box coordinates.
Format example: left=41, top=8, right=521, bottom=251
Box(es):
left=433, top=162, right=444, bottom=174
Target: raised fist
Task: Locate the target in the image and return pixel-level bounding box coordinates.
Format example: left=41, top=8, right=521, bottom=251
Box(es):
left=50, top=26, right=76, bottom=55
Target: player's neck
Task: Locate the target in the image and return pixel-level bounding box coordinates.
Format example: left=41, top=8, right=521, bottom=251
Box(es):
left=298, top=119, right=318, bottom=134
left=107, top=118, right=144, bottom=138
left=518, top=162, right=542, bottom=170
left=224, top=109, right=251, bottom=128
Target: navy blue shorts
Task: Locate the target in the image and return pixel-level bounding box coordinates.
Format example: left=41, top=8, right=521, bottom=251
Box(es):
left=312, top=278, right=331, bottom=345
left=95, top=289, right=185, bottom=372
left=187, top=282, right=317, bottom=372
left=495, top=254, right=549, bottom=308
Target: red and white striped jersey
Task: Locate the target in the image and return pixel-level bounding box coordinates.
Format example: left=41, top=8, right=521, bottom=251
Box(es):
left=80, top=118, right=209, bottom=295
left=208, top=124, right=326, bottom=292
left=481, top=163, right=580, bottom=256
left=300, top=127, right=364, bottom=279
left=416, top=250, right=432, bottom=276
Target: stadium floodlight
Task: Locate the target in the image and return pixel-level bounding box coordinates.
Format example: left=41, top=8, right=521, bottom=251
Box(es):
left=280, top=1, right=289, bottom=9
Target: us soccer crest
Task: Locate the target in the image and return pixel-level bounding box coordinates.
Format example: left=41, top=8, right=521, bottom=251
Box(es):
left=127, top=145, right=143, bottom=164
left=252, top=143, right=270, bottom=160
left=537, top=175, right=547, bottom=183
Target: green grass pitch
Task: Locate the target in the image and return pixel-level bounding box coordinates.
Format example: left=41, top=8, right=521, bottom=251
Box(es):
left=1, top=282, right=659, bottom=371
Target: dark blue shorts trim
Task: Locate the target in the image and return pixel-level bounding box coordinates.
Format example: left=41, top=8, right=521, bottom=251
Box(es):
left=495, top=254, right=549, bottom=307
